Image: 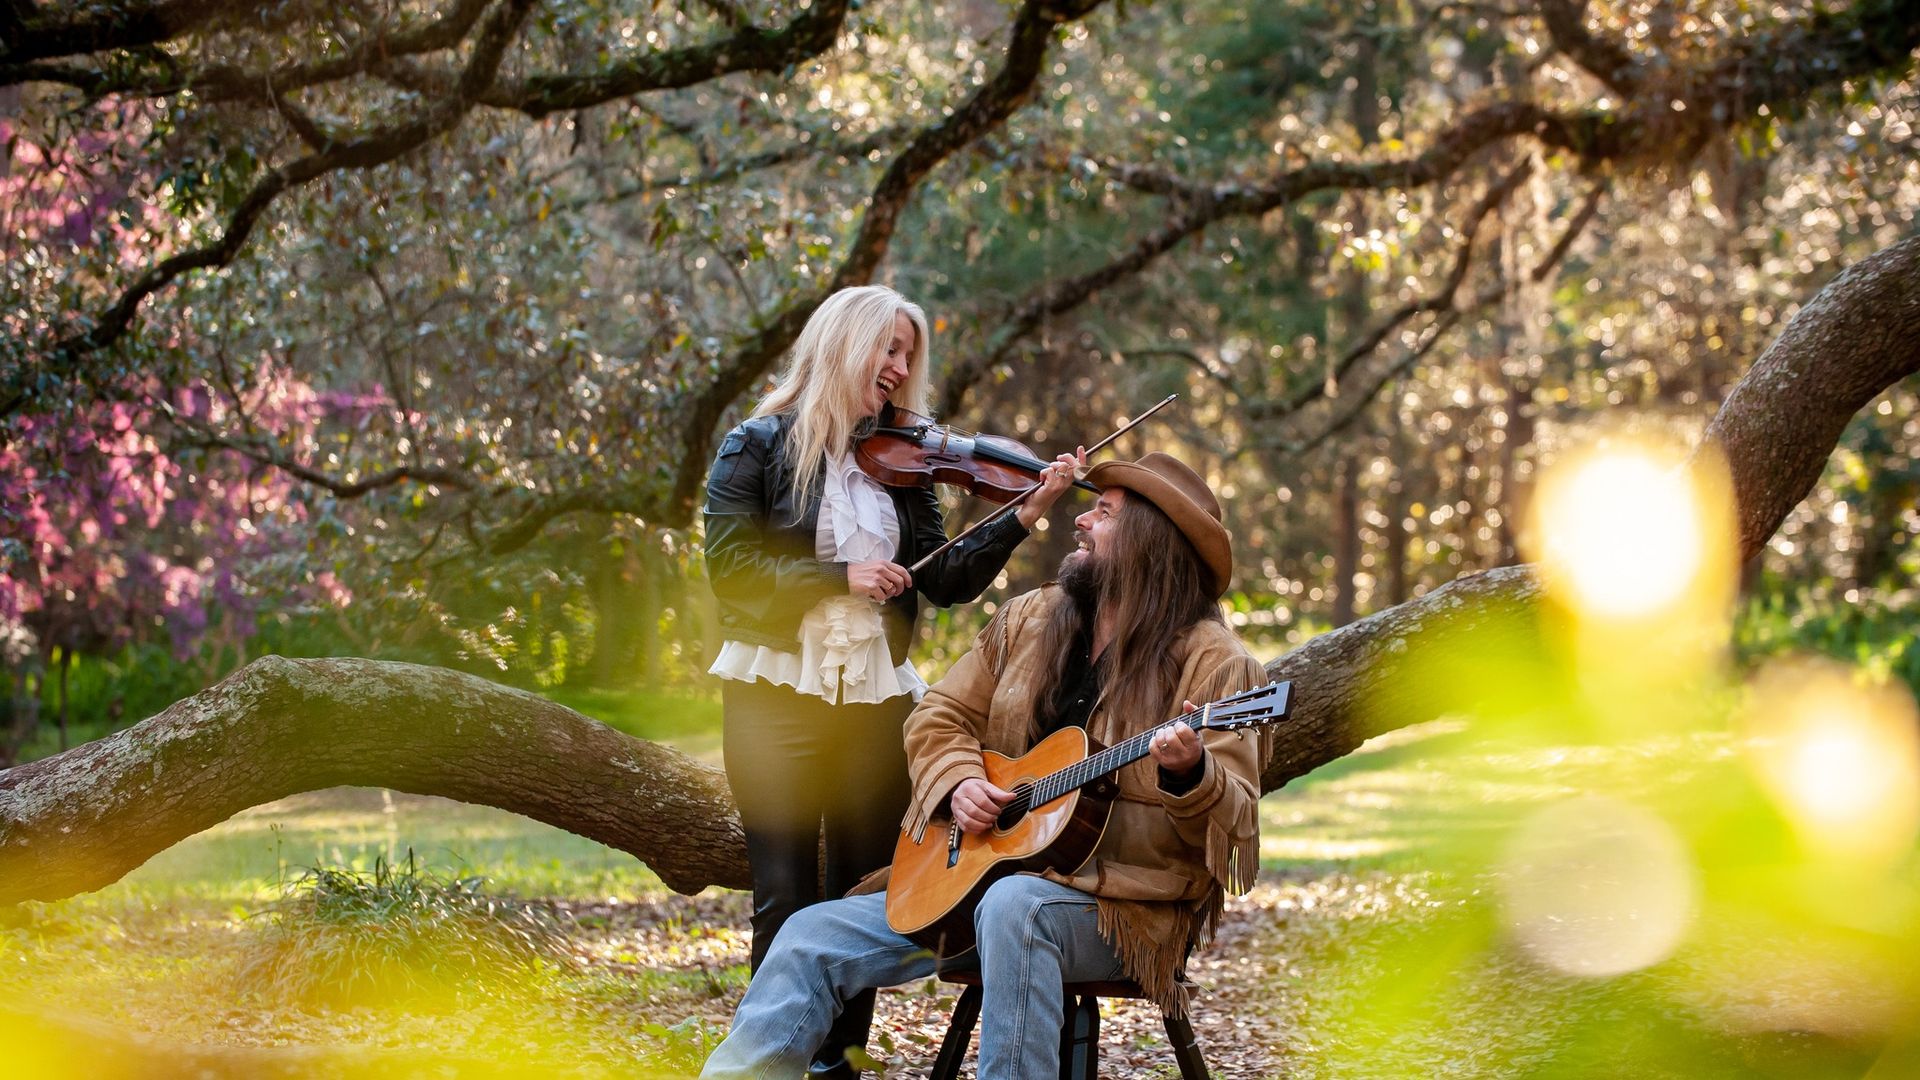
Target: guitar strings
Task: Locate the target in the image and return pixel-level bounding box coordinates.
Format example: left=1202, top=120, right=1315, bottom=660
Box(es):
left=997, top=688, right=1275, bottom=819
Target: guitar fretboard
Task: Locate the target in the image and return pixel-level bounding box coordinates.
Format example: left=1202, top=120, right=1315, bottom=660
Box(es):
left=1002, top=708, right=1205, bottom=819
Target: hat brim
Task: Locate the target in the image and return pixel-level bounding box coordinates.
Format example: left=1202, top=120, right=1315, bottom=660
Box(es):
left=1085, top=460, right=1233, bottom=597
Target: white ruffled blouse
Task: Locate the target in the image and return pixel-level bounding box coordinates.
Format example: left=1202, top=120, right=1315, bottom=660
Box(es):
left=708, top=451, right=929, bottom=704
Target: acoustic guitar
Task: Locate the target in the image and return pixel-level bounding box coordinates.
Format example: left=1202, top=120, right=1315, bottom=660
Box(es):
left=885, top=680, right=1292, bottom=956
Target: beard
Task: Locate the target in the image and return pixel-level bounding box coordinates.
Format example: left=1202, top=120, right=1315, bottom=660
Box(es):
left=1057, top=544, right=1104, bottom=615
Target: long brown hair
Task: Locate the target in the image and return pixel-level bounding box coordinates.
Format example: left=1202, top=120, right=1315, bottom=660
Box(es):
left=1028, top=492, right=1222, bottom=735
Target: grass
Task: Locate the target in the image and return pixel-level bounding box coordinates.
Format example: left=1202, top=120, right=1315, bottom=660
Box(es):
left=235, top=851, right=568, bottom=1006
left=542, top=685, right=725, bottom=763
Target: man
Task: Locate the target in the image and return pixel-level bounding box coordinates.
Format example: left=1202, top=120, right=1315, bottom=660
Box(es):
left=701, top=452, right=1268, bottom=1079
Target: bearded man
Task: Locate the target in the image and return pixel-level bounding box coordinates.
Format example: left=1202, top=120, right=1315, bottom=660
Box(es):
left=700, top=452, right=1269, bottom=1080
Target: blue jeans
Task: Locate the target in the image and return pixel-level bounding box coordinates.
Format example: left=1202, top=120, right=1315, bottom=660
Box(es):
left=701, top=875, right=1127, bottom=1079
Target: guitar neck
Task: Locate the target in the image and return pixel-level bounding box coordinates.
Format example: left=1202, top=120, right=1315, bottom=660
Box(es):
left=1026, top=710, right=1202, bottom=807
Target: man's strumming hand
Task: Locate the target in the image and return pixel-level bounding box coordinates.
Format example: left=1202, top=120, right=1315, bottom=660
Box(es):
left=950, top=777, right=1015, bottom=835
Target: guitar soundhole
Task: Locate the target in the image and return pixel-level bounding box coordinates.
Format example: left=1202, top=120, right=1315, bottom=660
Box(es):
left=994, top=783, right=1035, bottom=832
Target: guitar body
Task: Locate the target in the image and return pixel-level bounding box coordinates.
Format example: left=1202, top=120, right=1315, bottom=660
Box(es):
left=885, top=726, right=1119, bottom=957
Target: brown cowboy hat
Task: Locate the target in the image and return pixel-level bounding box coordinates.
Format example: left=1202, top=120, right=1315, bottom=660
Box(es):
left=1084, top=451, right=1233, bottom=597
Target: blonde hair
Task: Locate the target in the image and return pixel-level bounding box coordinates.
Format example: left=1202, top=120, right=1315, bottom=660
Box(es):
left=753, top=284, right=933, bottom=511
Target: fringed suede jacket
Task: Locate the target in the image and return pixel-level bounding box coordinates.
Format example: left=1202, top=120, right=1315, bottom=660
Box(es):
left=856, top=583, right=1269, bottom=1013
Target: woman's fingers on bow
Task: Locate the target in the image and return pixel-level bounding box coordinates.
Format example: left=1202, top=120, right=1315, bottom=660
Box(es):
left=885, top=564, right=912, bottom=595
left=1038, top=452, right=1079, bottom=502
left=848, top=560, right=909, bottom=602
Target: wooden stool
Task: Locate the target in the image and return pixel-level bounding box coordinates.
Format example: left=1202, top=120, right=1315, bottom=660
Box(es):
left=928, top=967, right=1209, bottom=1080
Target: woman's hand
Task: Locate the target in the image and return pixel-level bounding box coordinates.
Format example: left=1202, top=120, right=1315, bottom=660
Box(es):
left=949, top=777, right=1015, bottom=835
left=1015, top=446, right=1088, bottom=529
left=848, top=560, right=912, bottom=603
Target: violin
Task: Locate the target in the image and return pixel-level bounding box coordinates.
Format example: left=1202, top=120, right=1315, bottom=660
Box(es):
left=855, top=403, right=1099, bottom=504
left=864, top=395, right=1178, bottom=573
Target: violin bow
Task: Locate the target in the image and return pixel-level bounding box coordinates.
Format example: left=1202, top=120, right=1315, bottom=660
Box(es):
left=907, top=394, right=1178, bottom=574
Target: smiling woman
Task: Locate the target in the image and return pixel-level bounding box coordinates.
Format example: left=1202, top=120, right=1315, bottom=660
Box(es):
left=697, top=284, right=1077, bottom=1074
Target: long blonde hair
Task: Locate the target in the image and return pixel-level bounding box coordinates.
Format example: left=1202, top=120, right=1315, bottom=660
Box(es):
left=753, top=285, right=933, bottom=511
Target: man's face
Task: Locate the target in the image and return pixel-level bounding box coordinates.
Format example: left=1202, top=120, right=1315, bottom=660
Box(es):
left=1061, top=487, right=1127, bottom=580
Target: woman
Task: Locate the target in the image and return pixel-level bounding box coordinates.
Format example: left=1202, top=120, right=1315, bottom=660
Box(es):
left=703, top=284, right=1076, bottom=1074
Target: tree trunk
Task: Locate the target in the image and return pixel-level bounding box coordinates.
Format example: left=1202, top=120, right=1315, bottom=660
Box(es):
left=2, top=234, right=1917, bottom=908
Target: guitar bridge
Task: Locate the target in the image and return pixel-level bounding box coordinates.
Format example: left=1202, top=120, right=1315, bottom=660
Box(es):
left=947, top=820, right=962, bottom=868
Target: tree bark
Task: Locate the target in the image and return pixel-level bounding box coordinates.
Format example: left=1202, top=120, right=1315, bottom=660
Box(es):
left=2, top=235, right=1917, bottom=907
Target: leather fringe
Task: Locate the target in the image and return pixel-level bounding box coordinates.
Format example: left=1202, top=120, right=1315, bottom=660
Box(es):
left=1093, top=896, right=1211, bottom=1017
left=1207, top=817, right=1260, bottom=896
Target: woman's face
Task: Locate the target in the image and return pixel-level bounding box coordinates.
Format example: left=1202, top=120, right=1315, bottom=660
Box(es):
left=862, top=312, right=916, bottom=418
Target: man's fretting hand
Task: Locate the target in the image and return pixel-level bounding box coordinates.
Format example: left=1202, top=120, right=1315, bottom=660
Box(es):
left=1149, top=707, right=1204, bottom=774
left=949, top=777, right=1015, bottom=835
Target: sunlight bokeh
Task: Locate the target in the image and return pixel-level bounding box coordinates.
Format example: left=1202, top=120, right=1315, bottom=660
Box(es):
left=1741, top=657, right=1920, bottom=867
left=1525, top=436, right=1736, bottom=628
left=1519, top=434, right=1739, bottom=737
left=1497, top=795, right=1695, bottom=977
left=1534, top=453, right=1700, bottom=617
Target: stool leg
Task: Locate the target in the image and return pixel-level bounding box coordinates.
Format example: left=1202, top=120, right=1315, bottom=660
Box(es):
left=1059, top=993, right=1099, bottom=1080
left=931, top=985, right=982, bottom=1080
left=1164, top=1011, right=1209, bottom=1080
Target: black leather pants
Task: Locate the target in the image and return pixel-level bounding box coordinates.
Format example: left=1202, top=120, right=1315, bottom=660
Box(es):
left=721, top=676, right=915, bottom=1071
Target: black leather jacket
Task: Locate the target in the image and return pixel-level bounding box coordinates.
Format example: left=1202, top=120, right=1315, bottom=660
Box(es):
left=703, top=412, right=1029, bottom=665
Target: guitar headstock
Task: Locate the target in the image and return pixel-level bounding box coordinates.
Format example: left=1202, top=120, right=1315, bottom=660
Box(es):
left=1188, top=680, right=1292, bottom=732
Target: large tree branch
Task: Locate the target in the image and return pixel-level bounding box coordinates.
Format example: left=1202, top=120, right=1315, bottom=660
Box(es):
left=0, top=0, right=244, bottom=64
left=0, top=0, right=493, bottom=96
left=1536, top=0, right=1642, bottom=94
left=0, top=656, right=748, bottom=905
left=1705, top=229, right=1920, bottom=564
left=389, top=0, right=855, bottom=118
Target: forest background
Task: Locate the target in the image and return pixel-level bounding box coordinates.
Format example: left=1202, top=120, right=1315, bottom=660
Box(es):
left=3, top=0, right=1919, bottom=1075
